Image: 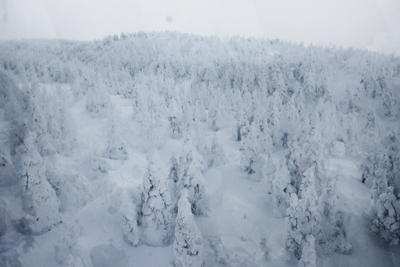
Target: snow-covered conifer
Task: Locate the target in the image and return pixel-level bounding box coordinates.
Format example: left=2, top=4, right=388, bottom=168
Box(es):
left=208, top=96, right=227, bottom=131
left=209, top=133, right=227, bottom=167
left=65, top=255, right=83, bottom=267
left=15, top=131, right=61, bottom=235
left=286, top=168, right=320, bottom=261
left=262, top=152, right=277, bottom=196
left=267, top=90, right=283, bottom=146
left=71, top=77, right=83, bottom=101
left=120, top=189, right=141, bottom=246
left=286, top=193, right=302, bottom=259
left=298, top=235, right=317, bottom=267
left=271, top=162, right=292, bottom=217
left=371, top=186, right=400, bottom=246
left=26, top=84, right=55, bottom=156
left=140, top=148, right=173, bottom=246
left=169, top=155, right=179, bottom=184
left=168, top=98, right=184, bottom=138
left=174, top=189, right=205, bottom=267
left=285, top=141, right=303, bottom=194
left=49, top=89, right=77, bottom=155
left=177, top=138, right=209, bottom=216
left=104, top=110, right=128, bottom=160
left=240, top=123, right=262, bottom=177
left=85, top=75, right=111, bottom=116
left=382, top=89, right=397, bottom=118
left=256, top=118, right=273, bottom=152
left=365, top=110, right=377, bottom=129
left=315, top=174, right=352, bottom=254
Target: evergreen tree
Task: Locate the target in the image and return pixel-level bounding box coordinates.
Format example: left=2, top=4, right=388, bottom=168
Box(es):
left=177, top=138, right=209, bottom=217
left=298, top=235, right=317, bottom=267
left=315, top=174, right=352, bottom=254
left=271, top=161, right=292, bottom=217
left=104, top=110, right=128, bottom=160
left=85, top=75, right=111, bottom=116
left=49, top=87, right=77, bottom=155
left=15, top=131, right=61, bottom=235
left=267, top=90, right=283, bottom=146
left=286, top=168, right=320, bottom=261
left=26, top=83, right=55, bottom=156
left=240, top=123, right=261, bottom=176
left=382, top=89, right=397, bottom=118
left=140, top=149, right=173, bottom=246
left=209, top=133, right=227, bottom=167
left=371, top=186, right=400, bottom=246
left=65, top=255, right=84, bottom=267
left=120, top=190, right=141, bottom=246
left=285, top=141, right=303, bottom=194
left=174, top=189, right=205, bottom=267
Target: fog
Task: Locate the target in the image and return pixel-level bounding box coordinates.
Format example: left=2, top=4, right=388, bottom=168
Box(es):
left=0, top=0, right=399, bottom=55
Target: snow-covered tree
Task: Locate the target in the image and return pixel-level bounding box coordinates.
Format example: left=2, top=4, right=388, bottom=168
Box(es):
left=209, top=133, right=227, bottom=167
left=120, top=189, right=141, bottom=246
left=169, top=155, right=180, bottom=184
left=298, top=235, right=316, bottom=267
left=256, top=118, right=274, bottom=152
left=285, top=141, right=304, bottom=194
left=85, top=75, right=111, bottom=116
left=262, top=153, right=277, bottom=195
left=286, top=167, right=320, bottom=261
left=174, top=189, right=205, bottom=267
left=371, top=186, right=400, bottom=246
left=71, top=77, right=83, bottom=101
left=26, top=83, right=55, bottom=156
left=315, top=174, right=352, bottom=254
left=286, top=193, right=302, bottom=259
left=382, top=89, right=397, bottom=118
left=208, top=96, right=227, bottom=131
left=15, top=131, right=61, bottom=235
left=271, top=161, right=292, bottom=217
left=65, top=255, right=83, bottom=267
left=104, top=110, right=128, bottom=160
left=240, top=123, right=262, bottom=176
left=177, top=138, right=210, bottom=217
left=266, top=90, right=283, bottom=146
left=140, top=148, right=173, bottom=246
left=49, top=87, right=77, bottom=155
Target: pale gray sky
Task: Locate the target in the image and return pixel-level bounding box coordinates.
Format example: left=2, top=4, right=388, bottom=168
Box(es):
left=0, top=0, right=399, bottom=55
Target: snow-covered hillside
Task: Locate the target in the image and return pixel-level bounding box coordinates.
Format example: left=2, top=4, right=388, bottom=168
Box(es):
left=0, top=33, right=400, bottom=267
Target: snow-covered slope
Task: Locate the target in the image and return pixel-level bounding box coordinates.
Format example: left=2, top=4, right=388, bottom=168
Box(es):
left=0, top=33, right=400, bottom=267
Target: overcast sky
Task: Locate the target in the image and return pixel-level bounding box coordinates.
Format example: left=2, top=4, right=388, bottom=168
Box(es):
left=0, top=0, right=399, bottom=55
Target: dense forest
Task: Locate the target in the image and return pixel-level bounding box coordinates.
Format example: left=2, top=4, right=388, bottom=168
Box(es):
left=0, top=32, right=400, bottom=266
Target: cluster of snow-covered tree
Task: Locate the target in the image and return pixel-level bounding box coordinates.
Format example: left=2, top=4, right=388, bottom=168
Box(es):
left=0, top=32, right=400, bottom=266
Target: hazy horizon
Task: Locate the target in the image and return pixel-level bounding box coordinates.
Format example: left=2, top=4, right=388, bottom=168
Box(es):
left=0, top=0, right=399, bottom=55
